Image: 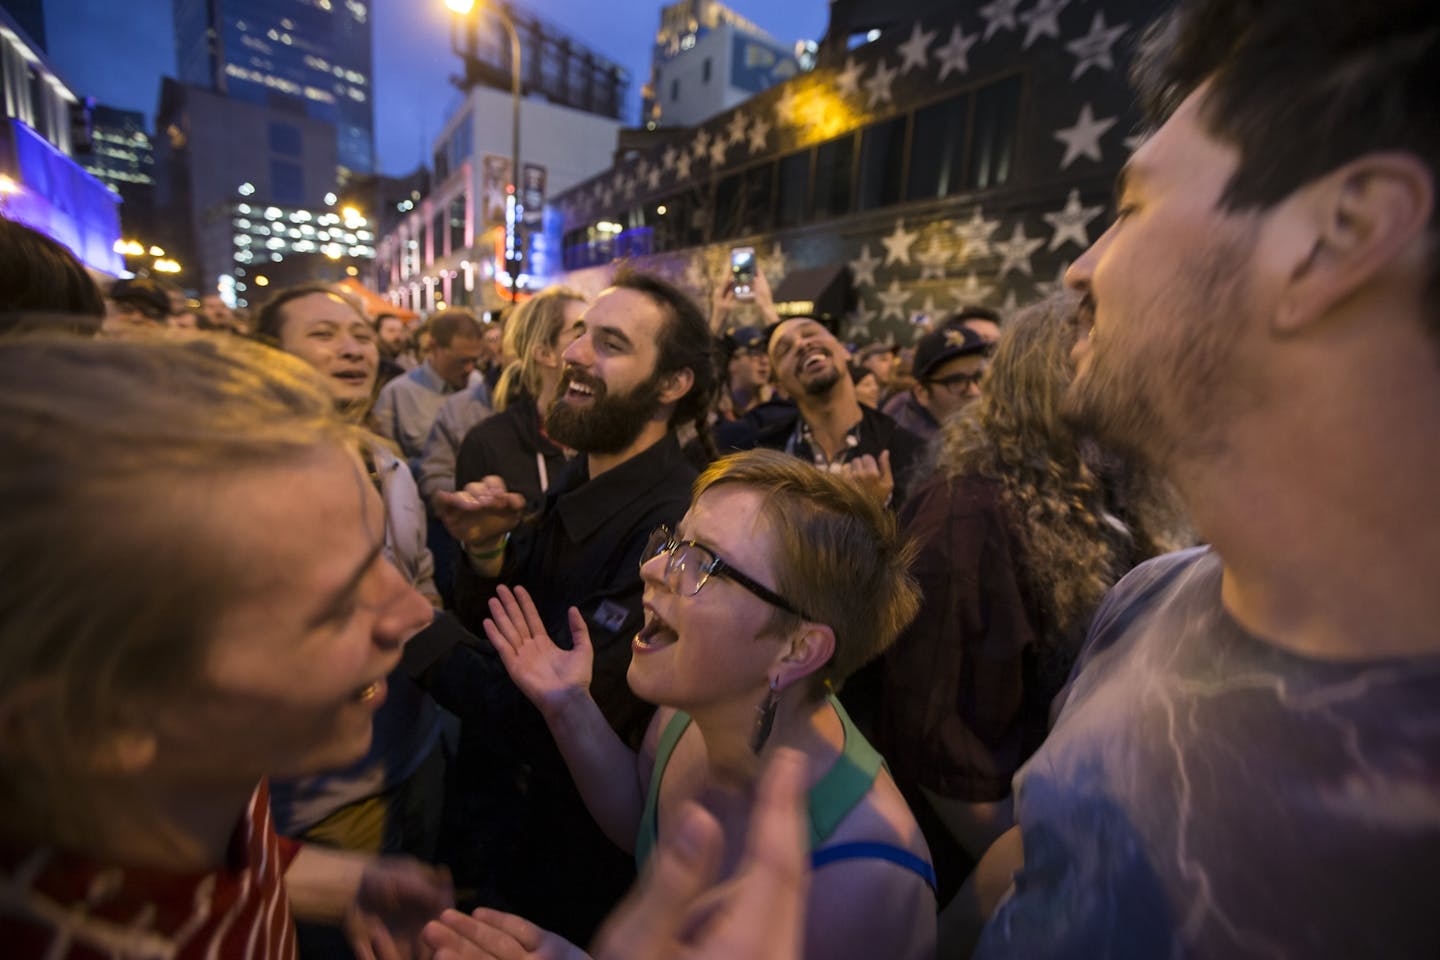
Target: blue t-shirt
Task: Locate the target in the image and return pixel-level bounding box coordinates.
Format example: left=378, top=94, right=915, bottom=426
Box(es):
left=976, top=547, right=1440, bottom=959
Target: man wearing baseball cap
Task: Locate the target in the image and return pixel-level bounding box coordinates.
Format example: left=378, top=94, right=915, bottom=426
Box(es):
left=882, top=324, right=989, bottom=442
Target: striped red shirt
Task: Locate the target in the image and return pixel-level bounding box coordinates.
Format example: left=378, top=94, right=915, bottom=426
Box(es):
left=0, top=779, right=303, bottom=959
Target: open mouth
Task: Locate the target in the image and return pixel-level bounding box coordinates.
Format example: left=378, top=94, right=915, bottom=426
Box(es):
left=798, top=347, right=830, bottom=376
left=333, top=370, right=371, bottom=386
left=563, top=372, right=599, bottom=403
left=634, top=606, right=678, bottom=651
left=352, top=678, right=386, bottom=705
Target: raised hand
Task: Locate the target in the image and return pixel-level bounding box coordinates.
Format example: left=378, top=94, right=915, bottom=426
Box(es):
left=421, top=907, right=590, bottom=960
left=342, top=856, right=454, bottom=960
left=483, top=585, right=593, bottom=717
left=434, top=475, right=527, bottom=549
left=839, top=449, right=894, bottom=508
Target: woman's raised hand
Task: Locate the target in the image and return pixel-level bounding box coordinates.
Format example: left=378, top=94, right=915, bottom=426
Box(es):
left=483, top=585, right=593, bottom=717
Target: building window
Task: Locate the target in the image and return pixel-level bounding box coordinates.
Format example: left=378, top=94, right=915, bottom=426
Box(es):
left=431, top=208, right=446, bottom=263
left=907, top=92, right=971, bottom=201
left=776, top=151, right=811, bottom=228
left=967, top=75, right=1021, bottom=191
left=713, top=172, right=742, bottom=239
left=856, top=116, right=907, bottom=211
left=449, top=194, right=467, bottom=253
left=702, top=58, right=712, bottom=84
left=812, top=135, right=854, bottom=221
left=270, top=160, right=303, bottom=205
left=740, top=162, right=774, bottom=235
left=268, top=121, right=302, bottom=157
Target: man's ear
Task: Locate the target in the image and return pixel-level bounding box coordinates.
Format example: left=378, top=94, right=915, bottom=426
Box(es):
left=657, top=367, right=695, bottom=405
left=774, top=622, right=836, bottom=690
left=1274, top=152, right=1434, bottom=334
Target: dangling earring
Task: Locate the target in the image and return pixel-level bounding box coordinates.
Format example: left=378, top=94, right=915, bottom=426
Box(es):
left=750, top=675, right=780, bottom=755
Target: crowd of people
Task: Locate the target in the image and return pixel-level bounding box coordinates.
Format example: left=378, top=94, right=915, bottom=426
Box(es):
left=1, top=0, right=1436, bottom=956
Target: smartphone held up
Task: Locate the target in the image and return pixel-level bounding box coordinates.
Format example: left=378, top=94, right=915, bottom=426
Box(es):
left=730, top=246, right=756, bottom=300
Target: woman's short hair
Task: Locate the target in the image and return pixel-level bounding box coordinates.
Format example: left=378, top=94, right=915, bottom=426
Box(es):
left=0, top=333, right=364, bottom=817
left=693, top=449, right=920, bottom=699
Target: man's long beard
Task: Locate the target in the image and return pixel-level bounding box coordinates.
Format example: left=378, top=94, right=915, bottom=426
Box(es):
left=546, top=368, right=666, bottom=455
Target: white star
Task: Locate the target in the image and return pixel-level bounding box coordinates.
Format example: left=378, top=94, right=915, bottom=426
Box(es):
left=1123, top=131, right=1148, bottom=152
left=835, top=56, right=864, bottom=98
left=933, top=25, right=979, bottom=81
left=1001, top=288, right=1020, bottom=315
left=675, top=152, right=692, bottom=180
left=978, top=0, right=1024, bottom=41
left=847, top=302, right=876, bottom=335
left=646, top=166, right=662, bottom=191
left=864, top=58, right=898, bottom=109
left=617, top=173, right=634, bottom=198
left=691, top=128, right=711, bottom=162
left=849, top=244, right=882, bottom=287
left=896, top=22, right=936, bottom=74
left=918, top=295, right=941, bottom=321
left=726, top=110, right=749, bottom=147
left=1035, top=260, right=1071, bottom=298
left=876, top=279, right=912, bottom=322
left=760, top=242, right=788, bottom=282
left=774, top=85, right=800, bottom=125
left=600, top=187, right=614, bottom=210
left=682, top=257, right=707, bottom=294
left=994, top=222, right=1044, bottom=278
left=1042, top=188, right=1104, bottom=251
left=881, top=218, right=919, bottom=266
left=1054, top=102, right=1116, bottom=168
left=950, top=273, right=996, bottom=305
left=709, top=137, right=729, bottom=168
left=1020, top=0, right=1071, bottom=50
left=661, top=145, right=678, bottom=171
left=748, top=116, right=771, bottom=155
left=916, top=243, right=950, bottom=280
left=953, top=207, right=1001, bottom=262
left=1066, top=12, right=1129, bottom=79
left=610, top=170, right=625, bottom=192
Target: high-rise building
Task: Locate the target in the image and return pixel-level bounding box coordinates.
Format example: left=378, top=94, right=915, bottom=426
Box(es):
left=79, top=104, right=154, bottom=194
left=173, top=0, right=374, bottom=174
left=642, top=0, right=801, bottom=129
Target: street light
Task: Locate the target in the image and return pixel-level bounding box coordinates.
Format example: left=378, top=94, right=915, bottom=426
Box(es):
left=447, top=0, right=522, bottom=303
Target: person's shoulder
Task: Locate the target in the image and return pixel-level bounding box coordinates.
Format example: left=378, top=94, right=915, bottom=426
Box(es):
left=715, top=400, right=797, bottom=452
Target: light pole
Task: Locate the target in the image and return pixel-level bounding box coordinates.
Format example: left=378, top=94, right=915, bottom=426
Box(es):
left=445, top=0, right=522, bottom=304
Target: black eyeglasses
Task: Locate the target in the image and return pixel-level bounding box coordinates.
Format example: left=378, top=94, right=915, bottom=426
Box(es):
left=642, top=525, right=810, bottom=620
left=928, top=369, right=985, bottom=391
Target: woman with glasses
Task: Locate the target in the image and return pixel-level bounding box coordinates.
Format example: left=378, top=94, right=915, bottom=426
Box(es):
left=459, top=448, right=936, bottom=960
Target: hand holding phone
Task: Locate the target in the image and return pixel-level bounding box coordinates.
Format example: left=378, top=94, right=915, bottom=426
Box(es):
left=730, top=247, right=756, bottom=300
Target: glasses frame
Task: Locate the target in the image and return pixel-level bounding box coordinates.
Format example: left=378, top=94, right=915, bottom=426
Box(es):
left=927, top=369, right=985, bottom=391
left=643, top=525, right=810, bottom=621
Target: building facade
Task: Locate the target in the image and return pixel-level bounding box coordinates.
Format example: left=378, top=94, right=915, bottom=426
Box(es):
left=554, top=0, right=1152, bottom=344
left=643, top=0, right=802, bottom=129
left=208, top=198, right=375, bottom=309
left=0, top=4, right=120, bottom=274
left=173, top=0, right=374, bottom=174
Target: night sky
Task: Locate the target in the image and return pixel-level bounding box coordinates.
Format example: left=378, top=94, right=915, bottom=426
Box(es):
left=40, top=0, right=829, bottom=176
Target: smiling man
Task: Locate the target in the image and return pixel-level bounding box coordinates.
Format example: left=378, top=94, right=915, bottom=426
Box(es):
left=426, top=268, right=717, bottom=943
left=964, top=1, right=1440, bottom=957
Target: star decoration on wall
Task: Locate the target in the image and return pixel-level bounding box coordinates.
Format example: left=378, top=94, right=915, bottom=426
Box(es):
left=849, top=243, right=881, bottom=287
left=774, top=85, right=800, bottom=126
left=934, top=24, right=979, bottom=81
left=847, top=302, right=877, bottom=335
left=978, top=0, right=1024, bottom=41
left=953, top=207, right=1001, bottom=262
left=950, top=272, right=996, bottom=305
left=1034, top=260, right=1071, bottom=298
left=896, top=22, right=937, bottom=74
left=1054, top=102, right=1116, bottom=168
left=675, top=152, right=692, bottom=180
left=916, top=243, right=950, bottom=280
left=993, top=222, right=1044, bottom=278
left=881, top=218, right=919, bottom=266
left=1042, top=188, right=1104, bottom=250
left=876, top=279, right=912, bottom=322
left=726, top=110, right=749, bottom=147
left=918, top=294, right=941, bottom=321
left=747, top=116, right=771, bottom=155
left=646, top=166, right=663, bottom=191
left=600, top=187, right=614, bottom=210
left=682, top=257, right=707, bottom=294
left=661, top=145, right=678, bottom=171
left=1123, top=131, right=1148, bottom=152
left=1020, top=0, right=1072, bottom=50
left=1001, top=289, right=1020, bottom=315
left=691, top=128, right=711, bottom=162
left=835, top=56, right=864, bottom=98
left=1066, top=12, right=1129, bottom=79
left=864, top=58, right=898, bottom=110
left=709, top=137, right=729, bottom=168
